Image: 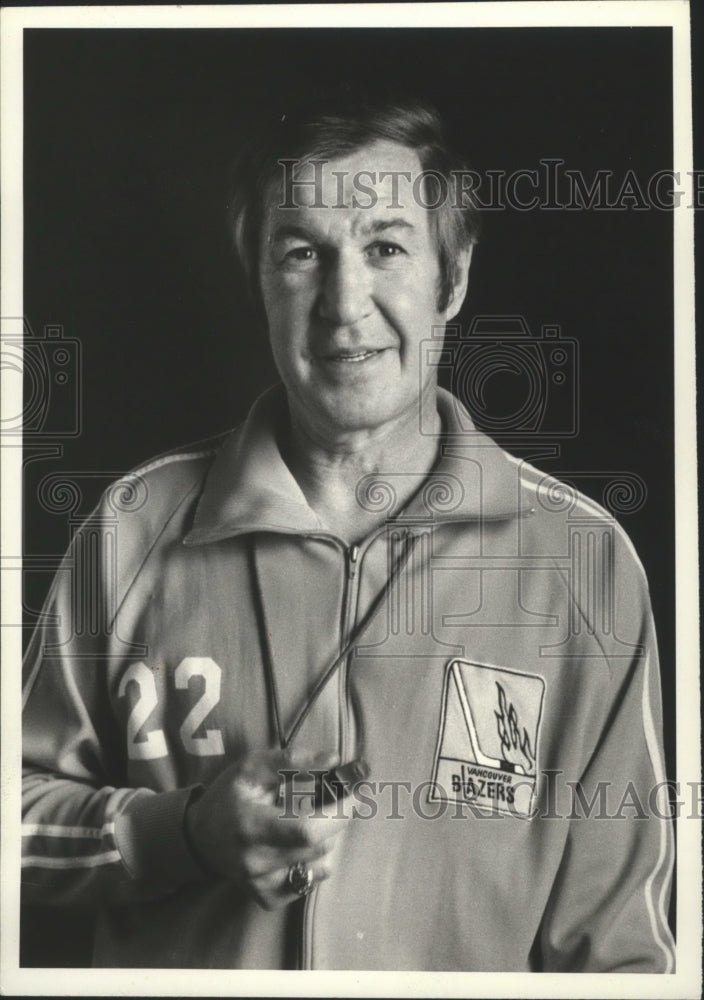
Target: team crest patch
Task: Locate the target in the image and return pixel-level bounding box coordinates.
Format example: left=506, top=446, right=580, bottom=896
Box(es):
left=430, top=659, right=546, bottom=818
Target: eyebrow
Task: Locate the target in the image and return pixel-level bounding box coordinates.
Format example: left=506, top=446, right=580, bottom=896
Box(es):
left=364, top=218, right=416, bottom=236
left=269, top=224, right=318, bottom=244
left=268, top=218, right=417, bottom=244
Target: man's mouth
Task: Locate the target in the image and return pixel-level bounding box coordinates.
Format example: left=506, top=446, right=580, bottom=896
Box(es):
left=324, top=348, right=385, bottom=363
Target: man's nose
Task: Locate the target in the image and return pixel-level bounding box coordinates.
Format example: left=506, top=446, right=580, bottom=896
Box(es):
left=317, top=252, right=372, bottom=326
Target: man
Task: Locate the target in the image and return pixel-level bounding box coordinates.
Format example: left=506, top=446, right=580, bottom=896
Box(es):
left=22, top=94, right=675, bottom=971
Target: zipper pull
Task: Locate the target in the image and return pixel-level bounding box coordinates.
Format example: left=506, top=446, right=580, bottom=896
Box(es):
left=348, top=544, right=360, bottom=580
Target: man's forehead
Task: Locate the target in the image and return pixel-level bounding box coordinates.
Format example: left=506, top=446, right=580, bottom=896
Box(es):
left=263, top=140, right=430, bottom=231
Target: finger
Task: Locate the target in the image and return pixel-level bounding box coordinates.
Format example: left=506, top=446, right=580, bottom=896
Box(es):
left=235, top=749, right=292, bottom=797
left=236, top=759, right=329, bottom=804
left=252, top=806, right=346, bottom=849
left=253, top=857, right=332, bottom=900
left=244, top=748, right=337, bottom=788
left=243, top=839, right=332, bottom=878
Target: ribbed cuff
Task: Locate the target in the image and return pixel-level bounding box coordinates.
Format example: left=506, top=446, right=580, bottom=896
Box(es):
left=114, top=785, right=207, bottom=885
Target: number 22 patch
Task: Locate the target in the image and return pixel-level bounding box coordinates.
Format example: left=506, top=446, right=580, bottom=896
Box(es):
left=429, top=659, right=546, bottom=818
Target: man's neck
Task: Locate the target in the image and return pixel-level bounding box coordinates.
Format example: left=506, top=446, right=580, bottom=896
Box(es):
left=279, top=400, right=442, bottom=545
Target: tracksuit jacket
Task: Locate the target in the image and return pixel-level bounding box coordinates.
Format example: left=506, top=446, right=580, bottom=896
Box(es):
left=22, top=386, right=675, bottom=971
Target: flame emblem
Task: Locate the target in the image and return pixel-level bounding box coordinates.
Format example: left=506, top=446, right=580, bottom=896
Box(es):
left=494, top=682, right=535, bottom=775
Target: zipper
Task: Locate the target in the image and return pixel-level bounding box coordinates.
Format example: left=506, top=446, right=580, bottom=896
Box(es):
left=340, top=544, right=360, bottom=761
left=348, top=543, right=360, bottom=578
left=300, top=541, right=362, bottom=969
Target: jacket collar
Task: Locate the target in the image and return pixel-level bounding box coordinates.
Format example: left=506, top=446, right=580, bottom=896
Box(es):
left=183, top=384, right=529, bottom=546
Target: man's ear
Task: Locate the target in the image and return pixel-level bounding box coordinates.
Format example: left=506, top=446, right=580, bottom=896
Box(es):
left=444, top=244, right=474, bottom=321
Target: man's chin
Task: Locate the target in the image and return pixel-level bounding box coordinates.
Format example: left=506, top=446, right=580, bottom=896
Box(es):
left=313, top=396, right=421, bottom=439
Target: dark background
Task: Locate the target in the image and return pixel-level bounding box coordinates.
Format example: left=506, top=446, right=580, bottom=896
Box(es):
left=21, top=26, right=677, bottom=966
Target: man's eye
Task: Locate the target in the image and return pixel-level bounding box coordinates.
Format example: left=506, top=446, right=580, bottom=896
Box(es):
left=284, top=246, right=318, bottom=263
left=368, top=242, right=405, bottom=258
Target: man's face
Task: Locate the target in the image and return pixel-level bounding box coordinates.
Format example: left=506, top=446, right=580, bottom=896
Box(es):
left=258, top=140, right=468, bottom=440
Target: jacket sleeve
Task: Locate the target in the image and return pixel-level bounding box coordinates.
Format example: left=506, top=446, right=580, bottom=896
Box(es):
left=537, top=527, right=676, bottom=972
left=21, top=481, right=207, bottom=908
